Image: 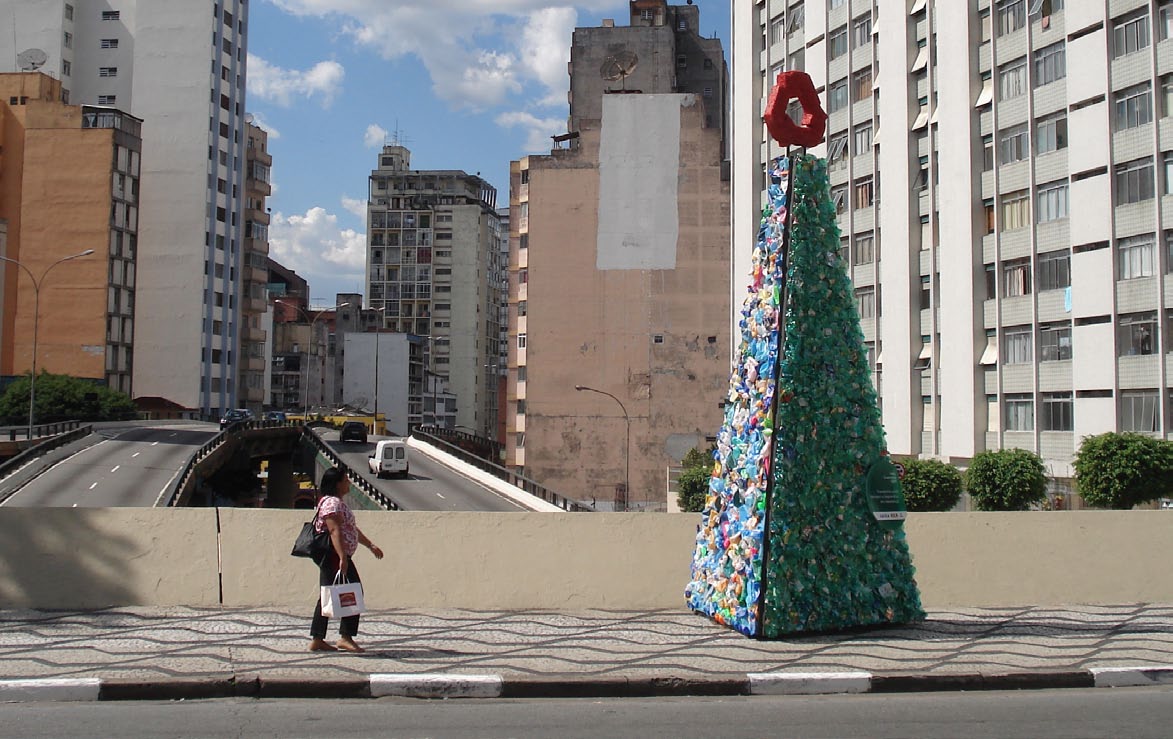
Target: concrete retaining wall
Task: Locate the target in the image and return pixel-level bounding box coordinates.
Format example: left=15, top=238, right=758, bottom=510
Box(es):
left=1, top=510, right=1170, bottom=609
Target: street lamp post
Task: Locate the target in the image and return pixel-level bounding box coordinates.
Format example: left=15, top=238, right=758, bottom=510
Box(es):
left=0, top=249, right=95, bottom=438
left=276, top=300, right=349, bottom=419
left=575, top=384, right=630, bottom=511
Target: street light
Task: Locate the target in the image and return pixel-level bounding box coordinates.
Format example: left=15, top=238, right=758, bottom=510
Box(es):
left=575, top=384, right=630, bottom=511
left=276, top=300, right=349, bottom=419
left=0, top=249, right=95, bottom=438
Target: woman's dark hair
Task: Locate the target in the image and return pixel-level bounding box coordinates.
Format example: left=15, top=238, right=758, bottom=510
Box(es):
left=319, top=467, right=345, bottom=498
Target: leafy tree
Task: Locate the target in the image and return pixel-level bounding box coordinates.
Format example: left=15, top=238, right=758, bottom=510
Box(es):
left=1073, top=432, right=1173, bottom=509
left=0, top=372, right=136, bottom=425
left=901, top=458, right=963, bottom=512
left=964, top=448, right=1047, bottom=511
left=677, top=446, right=716, bottom=513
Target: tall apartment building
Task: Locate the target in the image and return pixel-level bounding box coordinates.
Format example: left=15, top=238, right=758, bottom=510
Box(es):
left=0, top=73, right=141, bottom=393
left=507, top=0, right=730, bottom=509
left=1, top=0, right=252, bottom=416
left=238, top=120, right=271, bottom=412
left=364, top=144, right=502, bottom=438
left=733, top=0, right=1173, bottom=483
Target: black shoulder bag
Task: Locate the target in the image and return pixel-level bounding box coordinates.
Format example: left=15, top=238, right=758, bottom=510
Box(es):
left=291, top=508, right=331, bottom=564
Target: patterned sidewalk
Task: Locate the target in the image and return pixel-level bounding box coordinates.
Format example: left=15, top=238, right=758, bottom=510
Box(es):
left=1, top=603, right=1171, bottom=683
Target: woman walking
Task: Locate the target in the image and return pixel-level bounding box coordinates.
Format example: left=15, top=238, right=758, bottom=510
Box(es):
left=309, top=467, right=383, bottom=653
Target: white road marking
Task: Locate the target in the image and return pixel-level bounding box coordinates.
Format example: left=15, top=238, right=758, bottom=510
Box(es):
left=110, top=466, right=120, bottom=473
left=151, top=441, right=159, bottom=446
left=436, top=493, right=446, bottom=499
left=89, top=483, right=98, bottom=490
left=131, top=452, right=140, bottom=458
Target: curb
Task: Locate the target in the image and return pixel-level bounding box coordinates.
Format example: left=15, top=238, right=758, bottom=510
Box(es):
left=2, top=666, right=1171, bottom=702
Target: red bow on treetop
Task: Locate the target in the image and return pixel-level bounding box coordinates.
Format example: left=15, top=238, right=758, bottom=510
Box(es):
left=763, top=71, right=828, bottom=149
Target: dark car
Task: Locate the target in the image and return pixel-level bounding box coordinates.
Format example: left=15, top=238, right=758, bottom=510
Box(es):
left=219, top=408, right=254, bottom=429
left=339, top=421, right=368, bottom=444
left=263, top=411, right=287, bottom=422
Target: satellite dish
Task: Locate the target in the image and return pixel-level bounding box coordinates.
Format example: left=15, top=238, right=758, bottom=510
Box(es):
left=16, top=48, right=47, bottom=72
left=600, top=50, right=639, bottom=89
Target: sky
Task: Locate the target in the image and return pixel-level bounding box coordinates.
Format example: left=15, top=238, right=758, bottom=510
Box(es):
left=246, top=0, right=731, bottom=306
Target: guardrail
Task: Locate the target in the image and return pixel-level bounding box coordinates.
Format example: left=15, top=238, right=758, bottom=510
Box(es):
left=0, top=420, right=85, bottom=442
left=0, top=421, right=91, bottom=481
left=412, top=427, right=593, bottom=512
left=302, top=427, right=399, bottom=511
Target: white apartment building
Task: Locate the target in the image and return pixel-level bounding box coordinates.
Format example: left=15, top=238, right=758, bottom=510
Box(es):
left=1, top=0, right=251, bottom=415
left=364, top=144, right=502, bottom=438
left=733, top=0, right=1173, bottom=480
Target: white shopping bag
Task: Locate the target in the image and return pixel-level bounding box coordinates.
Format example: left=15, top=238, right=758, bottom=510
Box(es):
left=321, top=572, right=365, bottom=618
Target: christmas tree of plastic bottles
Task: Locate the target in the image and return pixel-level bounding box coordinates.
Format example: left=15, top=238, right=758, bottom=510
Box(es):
left=686, top=72, right=924, bottom=637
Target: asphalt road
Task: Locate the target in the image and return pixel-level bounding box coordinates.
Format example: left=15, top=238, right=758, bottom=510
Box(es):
left=321, top=431, right=526, bottom=512
left=0, top=688, right=1170, bottom=739
left=0, top=423, right=218, bottom=508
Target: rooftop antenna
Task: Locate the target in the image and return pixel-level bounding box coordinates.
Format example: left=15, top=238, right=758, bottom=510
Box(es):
left=600, top=50, right=639, bottom=91
left=16, top=48, right=47, bottom=72
left=389, top=119, right=412, bottom=149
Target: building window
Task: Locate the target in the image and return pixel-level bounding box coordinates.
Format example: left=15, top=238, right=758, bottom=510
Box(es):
left=1162, top=1, right=1173, bottom=41
left=101, top=10, right=120, bottom=20
left=1004, top=326, right=1033, bottom=364
left=1118, top=235, right=1156, bottom=279
left=788, top=3, right=805, bottom=34
left=1033, top=42, right=1066, bottom=88
left=1035, top=113, right=1068, bottom=154
left=1002, top=257, right=1032, bottom=296
left=828, top=26, right=848, bottom=58
left=831, top=185, right=847, bottom=214
left=63, top=31, right=72, bottom=48
left=99, top=67, right=117, bottom=77
left=1118, top=312, right=1157, bottom=355
left=1040, top=323, right=1072, bottom=361
left=853, top=232, right=875, bottom=264
left=853, top=176, right=874, bottom=208
left=855, top=287, right=876, bottom=319
left=1004, top=394, right=1034, bottom=431
left=1036, top=181, right=1068, bottom=223
left=97, top=94, right=116, bottom=105
left=1113, top=10, right=1150, bottom=58
left=998, top=58, right=1028, bottom=101
left=1165, top=152, right=1173, bottom=195
left=1121, top=390, right=1159, bottom=432
left=1042, top=393, right=1073, bottom=431
left=1114, top=82, right=1153, bottom=130
left=64, top=3, right=73, bottom=20
left=1037, top=250, right=1071, bottom=290
left=1116, top=158, right=1156, bottom=204
left=100, top=38, right=118, bottom=49
left=853, top=122, right=872, bottom=152
left=517, top=333, right=527, bottom=349
left=982, top=136, right=995, bottom=171
left=998, top=123, right=1029, bottom=165
left=828, top=79, right=849, bottom=113
left=1000, top=190, right=1030, bottom=230
left=852, top=13, right=872, bottom=46
left=62, top=60, right=71, bottom=77
left=828, top=132, right=848, bottom=170
left=769, top=16, right=786, bottom=45
left=853, top=69, right=872, bottom=103
left=676, top=55, right=687, bottom=70
left=996, top=0, right=1026, bottom=37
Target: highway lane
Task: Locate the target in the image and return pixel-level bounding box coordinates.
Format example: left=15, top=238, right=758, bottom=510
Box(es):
left=320, top=431, right=525, bottom=512
left=0, top=423, right=219, bottom=508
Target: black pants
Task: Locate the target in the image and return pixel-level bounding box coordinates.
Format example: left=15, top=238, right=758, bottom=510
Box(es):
left=310, top=551, right=361, bottom=640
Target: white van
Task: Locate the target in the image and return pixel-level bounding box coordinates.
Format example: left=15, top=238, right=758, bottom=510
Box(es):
left=368, top=439, right=409, bottom=478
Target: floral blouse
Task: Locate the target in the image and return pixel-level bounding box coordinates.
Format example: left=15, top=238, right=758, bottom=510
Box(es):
left=314, top=495, right=358, bottom=556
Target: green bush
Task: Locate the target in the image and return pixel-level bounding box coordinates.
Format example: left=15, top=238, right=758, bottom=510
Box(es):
left=0, top=372, right=136, bottom=425
left=677, top=446, right=716, bottom=513
left=965, top=448, right=1047, bottom=511
left=1073, top=432, right=1173, bottom=510
left=901, top=458, right=963, bottom=512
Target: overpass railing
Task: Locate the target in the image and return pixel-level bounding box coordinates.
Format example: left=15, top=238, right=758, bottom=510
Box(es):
left=0, top=421, right=91, bottom=482
left=413, top=427, right=593, bottom=512
left=302, top=427, right=398, bottom=511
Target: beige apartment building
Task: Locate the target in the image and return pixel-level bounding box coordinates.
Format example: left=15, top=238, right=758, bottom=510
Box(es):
left=507, top=1, right=730, bottom=510
left=0, top=72, right=140, bottom=394
left=733, top=0, right=1173, bottom=488
left=237, top=120, right=271, bottom=412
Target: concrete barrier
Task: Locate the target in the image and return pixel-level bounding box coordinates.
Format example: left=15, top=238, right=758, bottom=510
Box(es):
left=2, top=510, right=1171, bottom=610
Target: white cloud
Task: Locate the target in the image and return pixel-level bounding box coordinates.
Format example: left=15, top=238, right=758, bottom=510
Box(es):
left=264, top=2, right=604, bottom=110
left=341, top=195, right=367, bottom=219
left=495, top=110, right=565, bottom=152
left=363, top=123, right=388, bottom=148
left=248, top=53, right=345, bottom=107
left=269, top=207, right=366, bottom=296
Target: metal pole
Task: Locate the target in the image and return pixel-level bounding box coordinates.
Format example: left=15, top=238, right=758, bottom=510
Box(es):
left=1, top=250, right=93, bottom=439
left=574, top=384, right=630, bottom=511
